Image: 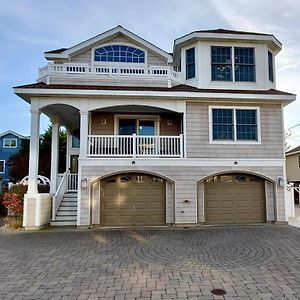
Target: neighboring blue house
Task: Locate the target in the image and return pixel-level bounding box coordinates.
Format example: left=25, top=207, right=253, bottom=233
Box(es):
left=0, top=131, right=26, bottom=184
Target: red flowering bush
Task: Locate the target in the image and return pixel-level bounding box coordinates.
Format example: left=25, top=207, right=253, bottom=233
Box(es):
left=1, top=192, right=23, bottom=216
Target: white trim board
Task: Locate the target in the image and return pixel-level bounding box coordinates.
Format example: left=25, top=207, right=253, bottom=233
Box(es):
left=14, top=88, right=296, bottom=103
left=79, top=158, right=285, bottom=167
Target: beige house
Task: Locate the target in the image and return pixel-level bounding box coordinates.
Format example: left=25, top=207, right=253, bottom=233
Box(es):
left=286, top=145, right=300, bottom=204
left=14, top=26, right=296, bottom=230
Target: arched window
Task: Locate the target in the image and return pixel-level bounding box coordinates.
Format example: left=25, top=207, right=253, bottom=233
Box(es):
left=94, top=45, right=145, bottom=63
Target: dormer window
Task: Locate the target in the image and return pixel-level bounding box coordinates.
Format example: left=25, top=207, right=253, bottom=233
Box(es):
left=94, top=45, right=145, bottom=63
left=186, top=47, right=195, bottom=79
left=211, top=46, right=255, bottom=82
left=3, top=138, right=17, bottom=148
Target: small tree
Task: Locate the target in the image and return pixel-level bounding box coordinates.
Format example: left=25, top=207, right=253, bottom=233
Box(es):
left=8, top=125, right=67, bottom=182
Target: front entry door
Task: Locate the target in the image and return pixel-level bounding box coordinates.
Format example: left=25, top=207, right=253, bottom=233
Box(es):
left=70, top=155, right=79, bottom=173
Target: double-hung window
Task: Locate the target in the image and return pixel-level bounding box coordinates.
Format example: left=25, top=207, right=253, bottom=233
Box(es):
left=211, top=107, right=259, bottom=143
left=211, top=46, right=255, bottom=82
left=0, top=160, right=4, bottom=173
left=186, top=47, right=195, bottom=80
left=3, top=138, right=17, bottom=148
left=298, top=156, right=300, bottom=168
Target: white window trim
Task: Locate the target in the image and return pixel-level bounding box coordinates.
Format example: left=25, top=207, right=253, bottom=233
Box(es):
left=209, top=106, right=261, bottom=145
left=0, top=160, right=5, bottom=173
left=210, top=46, right=256, bottom=83
left=114, top=114, right=160, bottom=136
left=185, top=46, right=196, bottom=81
left=3, top=138, right=17, bottom=148
left=91, top=42, right=148, bottom=67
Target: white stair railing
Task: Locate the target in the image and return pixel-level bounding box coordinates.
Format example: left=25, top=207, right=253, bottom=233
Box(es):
left=52, top=171, right=68, bottom=221
left=67, top=173, right=78, bottom=191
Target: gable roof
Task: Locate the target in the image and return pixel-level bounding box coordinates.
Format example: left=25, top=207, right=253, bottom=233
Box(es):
left=286, top=145, right=300, bottom=156
left=0, top=130, right=26, bottom=139
left=45, top=25, right=173, bottom=63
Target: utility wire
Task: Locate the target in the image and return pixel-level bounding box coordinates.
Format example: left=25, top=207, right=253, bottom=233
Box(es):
left=288, top=123, right=300, bottom=130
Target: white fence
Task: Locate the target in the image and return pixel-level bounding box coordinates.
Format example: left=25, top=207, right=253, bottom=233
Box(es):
left=87, top=134, right=184, bottom=158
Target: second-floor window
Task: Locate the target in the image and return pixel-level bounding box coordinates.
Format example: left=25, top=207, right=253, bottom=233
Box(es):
left=0, top=160, right=4, bottom=173
left=186, top=47, right=195, bottom=80
left=211, top=46, right=255, bottom=82
left=298, top=155, right=300, bottom=168
left=3, top=138, right=17, bottom=148
left=268, top=51, right=274, bottom=82
left=94, top=45, right=145, bottom=63
left=211, top=107, right=259, bottom=142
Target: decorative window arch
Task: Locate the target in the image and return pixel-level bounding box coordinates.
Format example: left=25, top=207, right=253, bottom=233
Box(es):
left=94, top=45, right=145, bottom=63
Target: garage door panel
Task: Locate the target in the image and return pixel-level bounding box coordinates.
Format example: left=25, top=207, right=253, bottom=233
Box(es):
left=205, top=174, right=266, bottom=224
left=101, top=174, right=166, bottom=226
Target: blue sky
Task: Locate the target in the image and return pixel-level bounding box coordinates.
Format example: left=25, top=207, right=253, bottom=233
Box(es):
left=0, top=0, right=299, bottom=147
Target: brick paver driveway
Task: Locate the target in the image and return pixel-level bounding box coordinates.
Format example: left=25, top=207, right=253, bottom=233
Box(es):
left=0, top=226, right=299, bottom=300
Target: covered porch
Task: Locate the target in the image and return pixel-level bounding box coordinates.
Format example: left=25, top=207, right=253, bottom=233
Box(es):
left=22, top=98, right=186, bottom=229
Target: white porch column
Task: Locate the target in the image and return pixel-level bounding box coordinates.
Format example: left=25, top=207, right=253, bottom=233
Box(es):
left=77, top=110, right=89, bottom=226
left=79, top=110, right=89, bottom=159
left=50, top=121, right=59, bottom=194
left=27, top=109, right=41, bottom=194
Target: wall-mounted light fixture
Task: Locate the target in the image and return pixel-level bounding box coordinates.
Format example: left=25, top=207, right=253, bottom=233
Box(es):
left=100, top=117, right=107, bottom=125
left=81, top=177, right=88, bottom=189
left=167, top=119, right=173, bottom=126
left=276, top=176, right=285, bottom=187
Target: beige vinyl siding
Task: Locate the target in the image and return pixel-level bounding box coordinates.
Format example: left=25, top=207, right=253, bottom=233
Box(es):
left=186, top=102, right=284, bottom=159
left=286, top=154, right=300, bottom=181
left=91, top=112, right=114, bottom=135
left=91, top=112, right=182, bottom=136
left=160, top=114, right=182, bottom=136
left=79, top=164, right=284, bottom=226
left=71, top=49, right=91, bottom=63
left=148, top=50, right=168, bottom=66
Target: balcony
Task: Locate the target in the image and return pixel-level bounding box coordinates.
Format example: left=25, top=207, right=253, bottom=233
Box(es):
left=38, top=63, right=182, bottom=86
left=87, top=134, right=184, bottom=158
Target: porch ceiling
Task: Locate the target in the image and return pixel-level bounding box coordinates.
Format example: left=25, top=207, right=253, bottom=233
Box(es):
left=95, top=105, right=178, bottom=114
left=41, top=104, right=80, bottom=132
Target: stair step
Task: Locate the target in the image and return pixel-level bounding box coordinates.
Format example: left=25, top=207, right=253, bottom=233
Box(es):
left=56, top=211, right=77, bottom=216
left=58, top=206, right=77, bottom=211
left=50, top=220, right=77, bottom=226
left=60, top=201, right=77, bottom=206
left=61, top=198, right=77, bottom=202
left=64, top=193, right=78, bottom=198
left=55, top=215, right=77, bottom=221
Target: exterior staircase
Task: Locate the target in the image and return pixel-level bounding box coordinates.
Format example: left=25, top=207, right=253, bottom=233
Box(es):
left=50, top=192, right=77, bottom=226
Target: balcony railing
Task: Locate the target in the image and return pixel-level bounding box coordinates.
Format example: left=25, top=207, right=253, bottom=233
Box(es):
left=87, top=134, right=184, bottom=158
left=38, top=63, right=181, bottom=83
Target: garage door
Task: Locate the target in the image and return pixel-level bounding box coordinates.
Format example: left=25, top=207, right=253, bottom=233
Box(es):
left=101, top=174, right=165, bottom=226
left=205, top=174, right=265, bottom=224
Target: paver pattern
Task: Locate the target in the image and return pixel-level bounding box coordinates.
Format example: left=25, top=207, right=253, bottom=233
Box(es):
left=0, top=225, right=299, bottom=299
